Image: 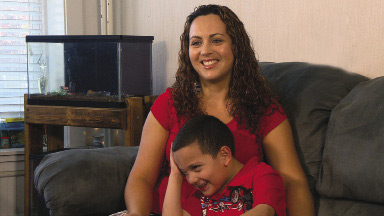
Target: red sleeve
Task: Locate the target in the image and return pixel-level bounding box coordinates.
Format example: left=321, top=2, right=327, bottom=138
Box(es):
left=182, top=192, right=202, bottom=216
left=151, top=88, right=173, bottom=131
left=252, top=163, right=286, bottom=216
left=260, top=102, right=287, bottom=138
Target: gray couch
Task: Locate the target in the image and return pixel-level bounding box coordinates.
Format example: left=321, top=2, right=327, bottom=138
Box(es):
left=34, top=62, right=384, bottom=215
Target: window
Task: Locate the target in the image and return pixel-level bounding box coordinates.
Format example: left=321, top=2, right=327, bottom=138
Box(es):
left=0, top=0, right=64, bottom=120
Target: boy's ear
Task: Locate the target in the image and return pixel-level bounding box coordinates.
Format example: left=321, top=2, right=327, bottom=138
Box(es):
left=219, top=146, right=232, bottom=166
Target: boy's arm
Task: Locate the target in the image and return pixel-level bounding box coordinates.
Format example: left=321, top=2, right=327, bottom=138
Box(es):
left=241, top=204, right=275, bottom=216
left=162, top=151, right=191, bottom=216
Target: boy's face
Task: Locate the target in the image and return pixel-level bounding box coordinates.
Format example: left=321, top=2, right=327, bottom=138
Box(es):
left=173, top=142, right=231, bottom=197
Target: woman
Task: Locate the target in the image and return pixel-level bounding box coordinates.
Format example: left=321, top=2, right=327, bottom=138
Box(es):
left=124, top=4, right=314, bottom=216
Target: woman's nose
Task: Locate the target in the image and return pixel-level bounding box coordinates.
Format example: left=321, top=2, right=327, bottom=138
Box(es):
left=201, top=42, right=213, bottom=56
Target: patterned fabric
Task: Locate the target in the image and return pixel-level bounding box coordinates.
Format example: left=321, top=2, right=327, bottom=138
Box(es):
left=201, top=186, right=253, bottom=215
left=184, top=158, right=286, bottom=216
left=109, top=210, right=161, bottom=216
left=109, top=210, right=127, bottom=216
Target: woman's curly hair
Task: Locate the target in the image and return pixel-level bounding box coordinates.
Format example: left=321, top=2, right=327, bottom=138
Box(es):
left=171, top=4, right=278, bottom=134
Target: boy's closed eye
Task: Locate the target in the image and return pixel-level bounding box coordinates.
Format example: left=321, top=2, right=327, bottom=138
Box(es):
left=179, top=165, right=202, bottom=176
left=191, top=165, right=201, bottom=171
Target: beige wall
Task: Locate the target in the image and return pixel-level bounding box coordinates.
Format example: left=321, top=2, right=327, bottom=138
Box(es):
left=67, top=0, right=384, bottom=94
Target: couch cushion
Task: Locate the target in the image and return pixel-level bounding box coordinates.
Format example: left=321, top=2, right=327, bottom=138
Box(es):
left=318, top=197, right=384, bottom=216
left=318, top=77, right=384, bottom=204
left=34, top=146, right=139, bottom=216
left=260, top=62, right=369, bottom=199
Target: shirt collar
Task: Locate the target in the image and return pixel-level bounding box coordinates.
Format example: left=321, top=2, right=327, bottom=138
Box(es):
left=227, top=157, right=260, bottom=186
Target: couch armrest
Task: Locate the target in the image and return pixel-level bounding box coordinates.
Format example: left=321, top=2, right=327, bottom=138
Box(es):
left=34, top=146, right=139, bottom=216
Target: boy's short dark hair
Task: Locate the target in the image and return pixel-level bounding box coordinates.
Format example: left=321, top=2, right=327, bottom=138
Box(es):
left=172, top=115, right=235, bottom=157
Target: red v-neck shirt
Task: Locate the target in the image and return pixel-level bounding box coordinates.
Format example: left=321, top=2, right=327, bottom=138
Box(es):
left=150, top=88, right=286, bottom=214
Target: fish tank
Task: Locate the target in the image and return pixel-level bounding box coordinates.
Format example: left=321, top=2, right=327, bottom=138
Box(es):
left=26, top=35, right=154, bottom=108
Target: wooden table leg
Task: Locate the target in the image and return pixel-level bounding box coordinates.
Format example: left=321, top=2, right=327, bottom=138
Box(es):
left=24, top=123, right=44, bottom=216
left=125, top=97, right=144, bottom=146
left=46, top=125, right=64, bottom=151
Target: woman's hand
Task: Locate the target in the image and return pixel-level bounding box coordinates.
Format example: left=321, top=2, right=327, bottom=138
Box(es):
left=108, top=210, right=139, bottom=216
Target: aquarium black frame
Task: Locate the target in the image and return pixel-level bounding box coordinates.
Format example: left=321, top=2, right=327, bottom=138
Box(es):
left=26, top=35, right=154, bottom=43
left=26, top=35, right=154, bottom=108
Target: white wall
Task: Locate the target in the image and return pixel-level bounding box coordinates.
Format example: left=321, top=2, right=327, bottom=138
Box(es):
left=66, top=0, right=384, bottom=95
left=65, top=0, right=100, bottom=35
left=121, top=0, right=384, bottom=95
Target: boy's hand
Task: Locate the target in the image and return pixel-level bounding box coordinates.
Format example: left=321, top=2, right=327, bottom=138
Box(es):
left=163, top=144, right=188, bottom=216
left=170, top=143, right=183, bottom=179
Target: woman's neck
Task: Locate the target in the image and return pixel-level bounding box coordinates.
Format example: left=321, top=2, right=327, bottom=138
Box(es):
left=199, top=82, right=233, bottom=123
left=200, top=79, right=230, bottom=101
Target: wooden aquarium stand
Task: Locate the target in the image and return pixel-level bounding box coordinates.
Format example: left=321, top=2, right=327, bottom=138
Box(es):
left=23, top=94, right=157, bottom=216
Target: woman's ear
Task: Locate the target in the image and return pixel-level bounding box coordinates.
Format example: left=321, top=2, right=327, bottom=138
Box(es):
left=219, top=146, right=232, bottom=167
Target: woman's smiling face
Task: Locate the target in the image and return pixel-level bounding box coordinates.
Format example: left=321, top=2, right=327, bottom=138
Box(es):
left=188, top=14, right=234, bottom=85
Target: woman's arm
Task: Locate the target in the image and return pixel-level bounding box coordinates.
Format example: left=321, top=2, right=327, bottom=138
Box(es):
left=124, top=112, right=169, bottom=216
left=263, top=119, right=315, bottom=216
left=241, top=204, right=275, bottom=216
left=162, top=151, right=191, bottom=216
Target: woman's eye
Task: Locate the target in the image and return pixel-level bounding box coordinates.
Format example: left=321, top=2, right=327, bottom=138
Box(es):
left=190, top=41, right=201, bottom=46
left=213, top=39, right=223, bottom=44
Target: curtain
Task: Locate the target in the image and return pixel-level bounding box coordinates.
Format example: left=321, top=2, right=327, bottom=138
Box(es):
left=0, top=0, right=64, bottom=119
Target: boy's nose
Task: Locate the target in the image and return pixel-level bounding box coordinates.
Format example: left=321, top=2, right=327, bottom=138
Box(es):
left=186, top=173, right=198, bottom=185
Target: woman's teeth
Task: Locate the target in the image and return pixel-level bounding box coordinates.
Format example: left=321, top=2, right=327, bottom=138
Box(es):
left=202, top=60, right=218, bottom=66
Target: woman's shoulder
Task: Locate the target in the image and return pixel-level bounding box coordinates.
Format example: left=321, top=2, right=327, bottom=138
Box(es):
left=162, top=87, right=173, bottom=97
left=151, top=88, right=176, bottom=131
left=155, top=88, right=173, bottom=103
left=259, top=101, right=287, bottom=137
left=153, top=88, right=175, bottom=107
left=165, top=87, right=173, bottom=94
left=264, top=100, right=285, bottom=116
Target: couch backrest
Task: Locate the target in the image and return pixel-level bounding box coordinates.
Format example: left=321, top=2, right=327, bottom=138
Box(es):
left=317, top=76, right=384, bottom=205
left=260, top=62, right=369, bottom=202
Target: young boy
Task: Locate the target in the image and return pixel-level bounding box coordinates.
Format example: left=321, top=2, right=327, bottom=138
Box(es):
left=162, top=115, right=286, bottom=216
